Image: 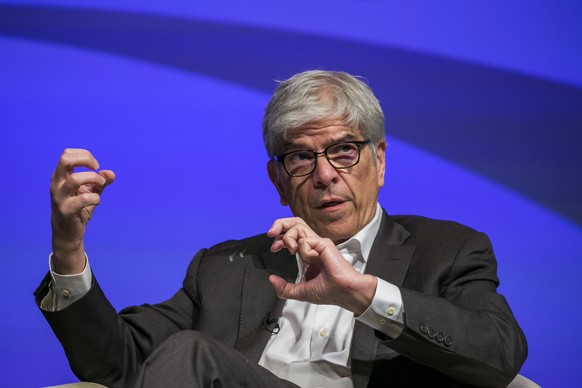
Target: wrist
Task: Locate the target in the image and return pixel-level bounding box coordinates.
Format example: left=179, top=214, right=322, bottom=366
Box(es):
left=51, top=239, right=86, bottom=275
left=349, top=274, right=378, bottom=316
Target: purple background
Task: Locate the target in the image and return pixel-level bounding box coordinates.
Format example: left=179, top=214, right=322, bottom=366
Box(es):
left=1, top=1, right=581, bottom=386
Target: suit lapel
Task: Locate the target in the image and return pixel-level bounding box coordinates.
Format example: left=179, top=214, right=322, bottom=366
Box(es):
left=351, top=211, right=416, bottom=387
left=232, top=212, right=415, bottom=382
left=234, top=246, right=297, bottom=362
left=364, top=212, right=415, bottom=286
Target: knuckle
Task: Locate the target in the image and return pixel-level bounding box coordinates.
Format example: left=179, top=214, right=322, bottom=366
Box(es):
left=66, top=173, right=79, bottom=186
left=55, top=201, right=70, bottom=216
left=60, top=150, right=73, bottom=161
left=80, top=192, right=99, bottom=206
left=59, top=153, right=75, bottom=169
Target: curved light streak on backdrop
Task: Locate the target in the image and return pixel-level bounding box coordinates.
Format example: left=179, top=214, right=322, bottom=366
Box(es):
left=1, top=2, right=580, bottom=387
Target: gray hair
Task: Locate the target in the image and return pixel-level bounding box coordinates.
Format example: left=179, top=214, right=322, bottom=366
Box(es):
left=262, top=70, right=385, bottom=158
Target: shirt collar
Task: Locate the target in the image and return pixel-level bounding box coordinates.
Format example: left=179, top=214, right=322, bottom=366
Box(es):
left=335, top=203, right=382, bottom=264
left=294, top=204, right=383, bottom=282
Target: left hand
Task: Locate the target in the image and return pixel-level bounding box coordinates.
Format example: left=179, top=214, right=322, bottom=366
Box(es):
left=267, top=218, right=377, bottom=315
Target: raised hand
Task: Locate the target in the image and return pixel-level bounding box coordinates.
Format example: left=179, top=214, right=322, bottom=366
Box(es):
left=267, top=218, right=377, bottom=315
left=267, top=217, right=321, bottom=254
left=50, top=148, right=115, bottom=274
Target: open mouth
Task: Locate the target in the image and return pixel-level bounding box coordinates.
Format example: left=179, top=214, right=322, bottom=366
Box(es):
left=320, top=201, right=344, bottom=209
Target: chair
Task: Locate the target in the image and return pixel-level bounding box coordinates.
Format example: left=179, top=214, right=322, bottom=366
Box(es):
left=47, top=374, right=541, bottom=387
left=507, top=373, right=542, bottom=388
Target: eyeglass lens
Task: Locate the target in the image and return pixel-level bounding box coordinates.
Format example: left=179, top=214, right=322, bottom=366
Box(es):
left=284, top=142, right=363, bottom=176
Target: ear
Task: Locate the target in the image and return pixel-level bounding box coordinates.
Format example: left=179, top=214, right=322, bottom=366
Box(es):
left=267, top=160, right=289, bottom=206
left=375, top=141, right=386, bottom=188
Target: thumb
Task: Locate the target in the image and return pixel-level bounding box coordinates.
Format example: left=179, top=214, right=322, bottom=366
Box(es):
left=268, top=274, right=288, bottom=298
left=98, top=169, right=116, bottom=186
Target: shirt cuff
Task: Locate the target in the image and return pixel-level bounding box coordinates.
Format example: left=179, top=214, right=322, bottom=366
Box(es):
left=39, top=253, right=92, bottom=312
left=356, top=278, right=404, bottom=339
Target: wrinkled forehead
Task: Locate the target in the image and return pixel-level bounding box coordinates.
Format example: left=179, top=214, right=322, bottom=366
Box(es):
left=281, top=120, right=363, bottom=149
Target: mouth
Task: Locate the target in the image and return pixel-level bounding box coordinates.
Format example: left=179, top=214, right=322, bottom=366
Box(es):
left=318, top=199, right=346, bottom=209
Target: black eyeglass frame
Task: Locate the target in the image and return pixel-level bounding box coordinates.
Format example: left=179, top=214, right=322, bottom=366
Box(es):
left=274, top=139, right=371, bottom=177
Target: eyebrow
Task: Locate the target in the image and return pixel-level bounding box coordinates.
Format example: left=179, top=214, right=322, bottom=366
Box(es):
left=282, top=134, right=359, bottom=152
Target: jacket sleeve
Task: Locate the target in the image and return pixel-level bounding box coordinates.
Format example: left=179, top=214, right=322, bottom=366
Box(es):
left=34, top=248, right=208, bottom=388
left=384, top=231, right=528, bottom=387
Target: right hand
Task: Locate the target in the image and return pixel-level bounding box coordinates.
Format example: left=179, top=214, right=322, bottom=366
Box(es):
left=50, top=149, right=115, bottom=274
left=266, top=217, right=377, bottom=315
left=267, top=217, right=321, bottom=254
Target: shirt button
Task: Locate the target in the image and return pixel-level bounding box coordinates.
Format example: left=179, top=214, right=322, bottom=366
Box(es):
left=61, top=289, right=71, bottom=299
left=386, top=306, right=396, bottom=316
left=319, top=328, right=329, bottom=337
left=379, top=319, right=386, bottom=326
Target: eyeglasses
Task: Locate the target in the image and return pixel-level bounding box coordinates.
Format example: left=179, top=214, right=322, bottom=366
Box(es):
left=274, top=140, right=371, bottom=177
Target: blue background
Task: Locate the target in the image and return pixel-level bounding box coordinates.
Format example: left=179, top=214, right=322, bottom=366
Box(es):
left=1, top=1, right=581, bottom=386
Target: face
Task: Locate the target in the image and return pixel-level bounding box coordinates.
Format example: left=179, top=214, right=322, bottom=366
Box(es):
left=267, top=120, right=386, bottom=244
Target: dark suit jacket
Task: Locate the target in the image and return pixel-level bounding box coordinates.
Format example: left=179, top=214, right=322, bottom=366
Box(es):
left=35, top=211, right=527, bottom=388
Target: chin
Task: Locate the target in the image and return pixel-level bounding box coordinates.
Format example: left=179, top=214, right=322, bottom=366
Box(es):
left=308, top=216, right=355, bottom=241
left=319, top=227, right=353, bottom=244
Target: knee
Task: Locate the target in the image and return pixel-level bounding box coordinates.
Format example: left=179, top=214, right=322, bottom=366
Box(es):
left=139, top=331, right=222, bottom=379
left=163, top=330, right=207, bottom=344
left=158, top=330, right=217, bottom=355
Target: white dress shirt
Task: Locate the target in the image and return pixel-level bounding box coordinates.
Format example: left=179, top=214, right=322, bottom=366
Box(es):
left=42, top=204, right=405, bottom=387
left=258, top=204, right=404, bottom=387
left=40, top=253, right=92, bottom=312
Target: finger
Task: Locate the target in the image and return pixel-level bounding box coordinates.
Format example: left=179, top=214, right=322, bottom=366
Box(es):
left=271, top=225, right=306, bottom=254
left=65, top=171, right=107, bottom=192
left=52, top=173, right=104, bottom=204
left=298, top=239, right=321, bottom=260
left=90, top=170, right=116, bottom=195
left=267, top=217, right=311, bottom=237
left=297, top=237, right=327, bottom=257
left=53, top=170, right=115, bottom=214
left=53, top=148, right=100, bottom=181
left=270, top=235, right=299, bottom=254
left=297, top=237, right=349, bottom=274
left=55, top=168, right=115, bottom=197
left=267, top=218, right=293, bottom=238
left=98, top=170, right=116, bottom=186
left=270, top=236, right=286, bottom=253
left=268, top=217, right=320, bottom=254
left=269, top=218, right=299, bottom=252
left=280, top=227, right=301, bottom=253
left=57, top=192, right=101, bottom=216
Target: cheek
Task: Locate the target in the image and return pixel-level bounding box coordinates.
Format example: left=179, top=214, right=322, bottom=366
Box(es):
left=286, top=186, right=309, bottom=214
left=290, top=180, right=311, bottom=202
left=298, top=192, right=313, bottom=213
left=353, top=173, right=379, bottom=203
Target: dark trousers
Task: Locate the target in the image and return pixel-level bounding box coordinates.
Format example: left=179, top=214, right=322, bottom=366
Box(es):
left=132, top=330, right=300, bottom=388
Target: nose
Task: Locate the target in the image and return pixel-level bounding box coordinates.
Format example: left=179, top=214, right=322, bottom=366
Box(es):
left=312, top=154, right=339, bottom=187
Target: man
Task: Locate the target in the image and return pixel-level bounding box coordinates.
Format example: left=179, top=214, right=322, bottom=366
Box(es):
left=36, top=70, right=527, bottom=387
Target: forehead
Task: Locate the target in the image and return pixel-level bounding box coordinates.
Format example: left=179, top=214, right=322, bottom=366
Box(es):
left=284, top=120, right=361, bottom=148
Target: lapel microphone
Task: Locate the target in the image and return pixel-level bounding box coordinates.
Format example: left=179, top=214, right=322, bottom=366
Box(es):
left=262, top=311, right=280, bottom=334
